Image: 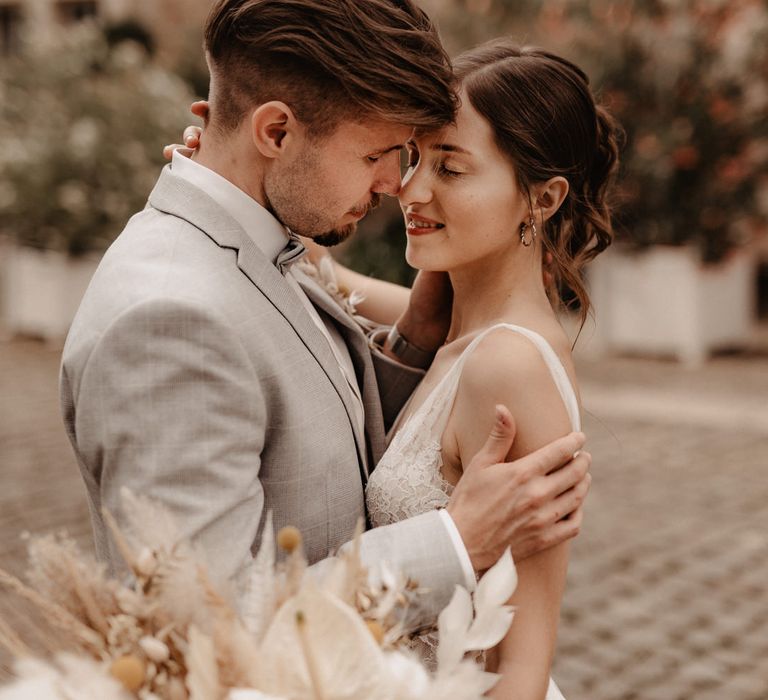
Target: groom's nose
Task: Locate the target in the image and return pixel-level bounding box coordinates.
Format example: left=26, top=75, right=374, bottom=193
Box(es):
left=371, top=150, right=402, bottom=197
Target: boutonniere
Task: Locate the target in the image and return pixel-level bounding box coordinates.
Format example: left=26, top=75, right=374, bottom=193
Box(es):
left=296, top=257, right=378, bottom=333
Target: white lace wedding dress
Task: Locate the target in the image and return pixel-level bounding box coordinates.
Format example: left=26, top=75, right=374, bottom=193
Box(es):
left=366, top=323, right=580, bottom=700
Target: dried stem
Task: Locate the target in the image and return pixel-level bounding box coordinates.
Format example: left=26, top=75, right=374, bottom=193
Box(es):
left=0, top=614, right=32, bottom=658
left=102, top=508, right=138, bottom=573
left=295, top=610, right=325, bottom=700
left=0, top=568, right=103, bottom=653
left=66, top=558, right=110, bottom=636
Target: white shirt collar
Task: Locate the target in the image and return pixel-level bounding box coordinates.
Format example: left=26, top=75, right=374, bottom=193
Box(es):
left=171, top=149, right=289, bottom=264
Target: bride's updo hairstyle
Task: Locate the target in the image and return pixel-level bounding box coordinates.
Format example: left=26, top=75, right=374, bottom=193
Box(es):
left=452, top=40, right=621, bottom=323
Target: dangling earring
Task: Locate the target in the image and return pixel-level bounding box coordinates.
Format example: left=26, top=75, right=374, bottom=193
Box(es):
left=520, top=216, right=537, bottom=247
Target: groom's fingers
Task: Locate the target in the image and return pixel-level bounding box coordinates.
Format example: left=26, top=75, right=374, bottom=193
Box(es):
left=541, top=504, right=585, bottom=549
left=540, top=471, right=592, bottom=526
left=521, top=431, right=587, bottom=479
left=547, top=450, right=592, bottom=499
left=465, top=405, right=516, bottom=473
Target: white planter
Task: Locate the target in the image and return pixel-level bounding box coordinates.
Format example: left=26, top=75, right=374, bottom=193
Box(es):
left=587, top=246, right=756, bottom=365
left=0, top=244, right=100, bottom=342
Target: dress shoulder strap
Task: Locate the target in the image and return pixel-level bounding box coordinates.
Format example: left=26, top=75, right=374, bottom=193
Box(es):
left=454, top=323, right=581, bottom=432
left=388, top=323, right=581, bottom=445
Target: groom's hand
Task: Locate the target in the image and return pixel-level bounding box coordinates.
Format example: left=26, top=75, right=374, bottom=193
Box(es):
left=446, top=405, right=591, bottom=572
left=394, top=270, right=453, bottom=354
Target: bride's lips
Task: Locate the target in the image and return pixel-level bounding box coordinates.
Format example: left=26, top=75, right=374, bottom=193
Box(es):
left=406, top=213, right=445, bottom=236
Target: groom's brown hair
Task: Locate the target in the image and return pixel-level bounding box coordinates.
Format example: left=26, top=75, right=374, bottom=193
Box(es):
left=204, top=0, right=457, bottom=136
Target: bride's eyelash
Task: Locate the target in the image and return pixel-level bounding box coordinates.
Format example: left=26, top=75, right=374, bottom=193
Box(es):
left=405, top=146, right=462, bottom=179
left=435, top=162, right=462, bottom=179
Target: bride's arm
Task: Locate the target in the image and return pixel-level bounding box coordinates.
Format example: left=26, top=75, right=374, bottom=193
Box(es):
left=445, top=331, right=575, bottom=700
left=300, top=236, right=410, bottom=325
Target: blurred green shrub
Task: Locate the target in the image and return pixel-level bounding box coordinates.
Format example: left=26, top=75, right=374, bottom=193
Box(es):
left=0, top=23, right=195, bottom=256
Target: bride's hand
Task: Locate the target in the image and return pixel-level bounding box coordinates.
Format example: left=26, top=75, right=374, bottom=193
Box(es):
left=390, top=271, right=453, bottom=355
left=162, top=100, right=209, bottom=160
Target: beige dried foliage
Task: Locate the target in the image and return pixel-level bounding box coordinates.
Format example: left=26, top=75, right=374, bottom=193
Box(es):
left=0, top=568, right=104, bottom=654
left=196, top=569, right=261, bottom=689
left=25, top=534, right=120, bottom=631
left=119, top=488, right=184, bottom=556
left=105, top=614, right=145, bottom=658
left=330, top=520, right=369, bottom=607
left=185, top=625, right=222, bottom=700
left=0, top=490, right=516, bottom=700
left=0, top=616, right=31, bottom=659
left=101, top=508, right=139, bottom=574
left=148, top=550, right=212, bottom=633
left=233, top=512, right=275, bottom=642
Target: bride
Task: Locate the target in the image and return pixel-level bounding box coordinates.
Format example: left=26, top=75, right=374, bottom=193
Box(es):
left=170, top=38, right=619, bottom=700
left=326, top=40, right=619, bottom=699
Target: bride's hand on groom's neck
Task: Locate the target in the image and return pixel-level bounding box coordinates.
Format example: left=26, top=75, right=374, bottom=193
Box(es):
left=394, top=270, right=453, bottom=355
left=162, top=101, right=208, bottom=161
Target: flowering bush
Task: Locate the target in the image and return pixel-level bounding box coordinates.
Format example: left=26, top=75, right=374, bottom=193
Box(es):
left=0, top=24, right=196, bottom=257
left=554, top=0, right=768, bottom=263
left=349, top=0, right=768, bottom=272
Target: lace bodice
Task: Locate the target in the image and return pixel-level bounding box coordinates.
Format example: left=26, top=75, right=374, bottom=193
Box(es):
left=366, top=323, right=581, bottom=529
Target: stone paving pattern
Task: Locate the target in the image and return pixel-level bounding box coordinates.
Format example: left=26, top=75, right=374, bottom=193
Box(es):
left=1, top=334, right=767, bottom=697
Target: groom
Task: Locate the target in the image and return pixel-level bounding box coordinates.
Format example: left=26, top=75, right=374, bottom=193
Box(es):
left=61, top=0, right=590, bottom=627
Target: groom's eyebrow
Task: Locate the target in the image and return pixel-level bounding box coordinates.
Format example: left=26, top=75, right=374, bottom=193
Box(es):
left=430, top=143, right=471, bottom=155
left=372, top=144, right=405, bottom=155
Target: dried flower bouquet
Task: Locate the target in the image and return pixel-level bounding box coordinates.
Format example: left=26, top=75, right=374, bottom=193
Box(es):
left=0, top=489, right=518, bottom=700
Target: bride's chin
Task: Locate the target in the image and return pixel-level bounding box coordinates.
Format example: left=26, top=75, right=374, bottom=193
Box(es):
left=405, top=245, right=448, bottom=273
left=405, top=247, right=428, bottom=271
left=405, top=258, right=444, bottom=274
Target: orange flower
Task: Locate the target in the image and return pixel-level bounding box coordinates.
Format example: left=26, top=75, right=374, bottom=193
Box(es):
left=672, top=145, right=700, bottom=170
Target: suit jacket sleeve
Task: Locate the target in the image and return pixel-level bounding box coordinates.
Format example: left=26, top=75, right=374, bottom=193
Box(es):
left=356, top=509, right=467, bottom=631
left=67, top=297, right=266, bottom=583
left=367, top=327, right=426, bottom=431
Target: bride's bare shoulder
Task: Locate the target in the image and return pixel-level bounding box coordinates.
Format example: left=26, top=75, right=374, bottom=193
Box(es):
left=450, top=325, right=577, bottom=460
left=459, top=324, right=571, bottom=396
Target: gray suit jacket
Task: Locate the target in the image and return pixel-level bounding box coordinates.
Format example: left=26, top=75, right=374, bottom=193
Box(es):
left=60, top=166, right=466, bottom=627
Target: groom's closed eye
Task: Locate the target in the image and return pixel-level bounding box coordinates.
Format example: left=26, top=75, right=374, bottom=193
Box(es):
left=366, top=144, right=405, bottom=163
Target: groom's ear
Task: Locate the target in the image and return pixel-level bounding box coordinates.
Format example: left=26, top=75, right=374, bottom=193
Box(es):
left=250, top=101, right=303, bottom=159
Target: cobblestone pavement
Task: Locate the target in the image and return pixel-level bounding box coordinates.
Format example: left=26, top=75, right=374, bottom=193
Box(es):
left=1, top=334, right=767, bottom=697
left=554, top=352, right=768, bottom=699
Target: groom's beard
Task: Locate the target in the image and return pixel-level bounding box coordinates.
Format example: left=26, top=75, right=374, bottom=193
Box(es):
left=312, top=194, right=382, bottom=247
left=263, top=149, right=382, bottom=247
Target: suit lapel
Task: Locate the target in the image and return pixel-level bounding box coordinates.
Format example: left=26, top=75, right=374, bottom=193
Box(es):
left=148, top=167, right=368, bottom=471
left=293, top=268, right=387, bottom=469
